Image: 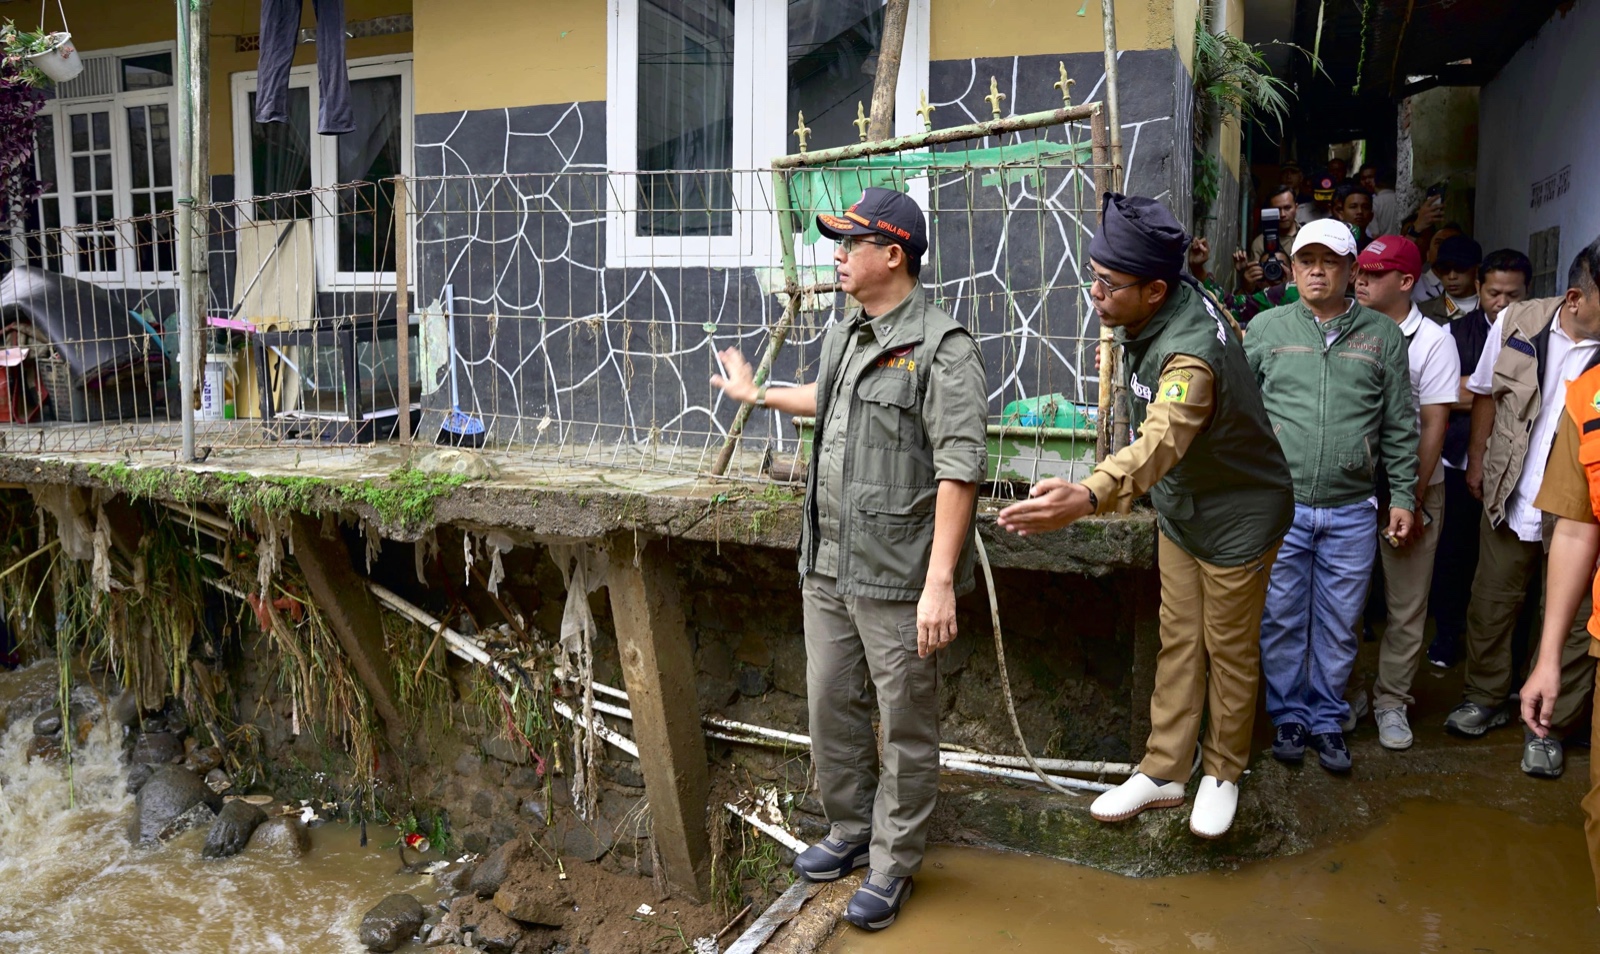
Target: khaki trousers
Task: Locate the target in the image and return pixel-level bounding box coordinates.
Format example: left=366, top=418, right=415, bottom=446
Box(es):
left=1587, top=648, right=1600, bottom=907
left=1463, top=514, right=1595, bottom=727
left=1142, top=534, right=1281, bottom=784
left=1374, top=481, right=1446, bottom=710
left=802, top=573, right=939, bottom=878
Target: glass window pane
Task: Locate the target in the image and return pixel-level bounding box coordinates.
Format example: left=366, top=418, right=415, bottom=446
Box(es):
left=132, top=193, right=150, bottom=216
left=249, top=88, right=313, bottom=219
left=70, top=113, right=87, bottom=153
left=91, top=112, right=110, bottom=150
left=96, top=195, right=113, bottom=221
left=72, top=156, right=90, bottom=192
left=128, top=106, right=150, bottom=189
left=635, top=0, right=735, bottom=237
left=150, top=105, right=172, bottom=188
left=75, top=196, right=91, bottom=223
left=336, top=76, right=403, bottom=273
left=121, top=52, right=174, bottom=91
left=788, top=1, right=884, bottom=151
left=93, top=154, right=113, bottom=192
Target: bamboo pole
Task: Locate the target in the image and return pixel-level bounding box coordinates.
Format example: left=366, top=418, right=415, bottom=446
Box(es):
left=865, top=0, right=910, bottom=142
left=394, top=174, right=410, bottom=443
left=1091, top=110, right=1115, bottom=462
left=1101, top=0, right=1124, bottom=192
left=772, top=104, right=1101, bottom=170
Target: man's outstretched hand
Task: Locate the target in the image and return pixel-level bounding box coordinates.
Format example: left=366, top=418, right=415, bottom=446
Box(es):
left=996, top=478, right=1095, bottom=536
left=710, top=348, right=758, bottom=404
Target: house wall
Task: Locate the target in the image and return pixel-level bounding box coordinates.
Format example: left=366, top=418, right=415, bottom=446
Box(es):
left=50, top=0, right=414, bottom=178
left=1475, top=0, right=1598, bottom=270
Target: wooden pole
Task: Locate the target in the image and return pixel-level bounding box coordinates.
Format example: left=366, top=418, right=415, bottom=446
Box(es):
left=866, top=0, right=911, bottom=141
left=1090, top=108, right=1115, bottom=463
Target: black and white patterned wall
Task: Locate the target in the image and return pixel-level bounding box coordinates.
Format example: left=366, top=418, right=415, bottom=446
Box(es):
left=409, top=50, right=1185, bottom=462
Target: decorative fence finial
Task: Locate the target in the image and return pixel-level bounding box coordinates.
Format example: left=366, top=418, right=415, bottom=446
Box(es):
left=916, top=91, right=935, bottom=131
left=794, top=110, right=811, bottom=153
left=1054, top=62, right=1075, bottom=109
left=985, top=76, right=1007, bottom=120
left=853, top=101, right=871, bottom=142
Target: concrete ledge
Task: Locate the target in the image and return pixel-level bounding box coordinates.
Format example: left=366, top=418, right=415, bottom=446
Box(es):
left=0, top=449, right=1156, bottom=575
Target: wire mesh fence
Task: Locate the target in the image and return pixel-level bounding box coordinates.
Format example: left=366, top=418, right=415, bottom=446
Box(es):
left=1, top=104, right=1114, bottom=487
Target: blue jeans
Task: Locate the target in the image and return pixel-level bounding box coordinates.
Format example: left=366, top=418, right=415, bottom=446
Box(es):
left=1260, top=502, right=1377, bottom=734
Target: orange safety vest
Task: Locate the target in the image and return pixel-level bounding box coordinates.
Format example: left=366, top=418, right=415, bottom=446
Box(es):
left=1564, top=363, right=1600, bottom=639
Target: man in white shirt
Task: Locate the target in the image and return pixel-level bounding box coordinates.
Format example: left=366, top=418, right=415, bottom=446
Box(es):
left=1451, top=275, right=1600, bottom=776
left=1353, top=237, right=1461, bottom=750
left=1359, top=164, right=1400, bottom=238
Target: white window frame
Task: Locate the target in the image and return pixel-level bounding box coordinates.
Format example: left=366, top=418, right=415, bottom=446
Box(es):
left=605, top=0, right=930, bottom=269
left=33, top=41, right=180, bottom=285
left=230, top=54, right=414, bottom=292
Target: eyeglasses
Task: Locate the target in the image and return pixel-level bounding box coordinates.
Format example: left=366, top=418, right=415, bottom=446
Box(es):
left=839, top=236, right=895, bottom=255
left=1082, top=266, right=1146, bottom=295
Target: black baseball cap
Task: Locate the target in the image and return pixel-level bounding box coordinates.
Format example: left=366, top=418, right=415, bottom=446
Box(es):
left=1434, top=234, right=1484, bottom=269
left=817, top=187, right=929, bottom=258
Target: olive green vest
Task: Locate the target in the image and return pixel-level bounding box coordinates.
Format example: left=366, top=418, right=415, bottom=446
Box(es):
left=799, top=286, right=979, bottom=601
left=1120, top=283, right=1294, bottom=566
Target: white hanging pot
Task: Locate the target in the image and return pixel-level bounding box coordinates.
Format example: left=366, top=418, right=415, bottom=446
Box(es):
left=26, top=32, right=82, bottom=84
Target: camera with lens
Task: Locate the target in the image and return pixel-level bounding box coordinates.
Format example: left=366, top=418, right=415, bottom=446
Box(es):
left=1259, top=208, right=1286, bottom=285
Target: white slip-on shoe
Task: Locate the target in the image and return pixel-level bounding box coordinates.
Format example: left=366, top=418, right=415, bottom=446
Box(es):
left=1189, top=775, right=1238, bottom=839
left=1090, top=773, right=1186, bottom=822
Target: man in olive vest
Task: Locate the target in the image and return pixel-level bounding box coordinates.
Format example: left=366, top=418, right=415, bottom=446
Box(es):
left=710, top=188, right=987, bottom=931
left=998, top=193, right=1294, bottom=838
left=1517, top=234, right=1600, bottom=905
left=1453, top=236, right=1600, bottom=778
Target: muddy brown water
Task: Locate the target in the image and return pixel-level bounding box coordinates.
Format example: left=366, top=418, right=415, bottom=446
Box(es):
left=0, top=665, right=440, bottom=954
left=824, top=801, right=1600, bottom=953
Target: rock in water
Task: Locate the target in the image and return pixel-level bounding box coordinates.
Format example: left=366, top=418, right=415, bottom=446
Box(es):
left=125, top=762, right=155, bottom=796
left=434, top=861, right=477, bottom=893
left=32, top=708, right=62, bottom=736
left=131, top=731, right=184, bottom=766
left=131, top=766, right=212, bottom=845
left=247, top=816, right=313, bottom=857
left=358, top=894, right=425, bottom=953
left=203, top=799, right=267, bottom=859
left=468, top=839, right=530, bottom=898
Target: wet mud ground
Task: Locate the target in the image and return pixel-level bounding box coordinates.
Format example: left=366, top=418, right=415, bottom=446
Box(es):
left=817, top=633, right=1600, bottom=952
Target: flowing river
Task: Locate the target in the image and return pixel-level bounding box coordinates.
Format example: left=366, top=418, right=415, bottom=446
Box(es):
left=0, top=664, right=435, bottom=954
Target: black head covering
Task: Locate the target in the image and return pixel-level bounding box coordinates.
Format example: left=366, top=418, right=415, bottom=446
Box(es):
left=1088, top=193, right=1190, bottom=281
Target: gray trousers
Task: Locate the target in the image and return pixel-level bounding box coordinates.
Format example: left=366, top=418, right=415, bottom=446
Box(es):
left=255, top=0, right=354, bottom=135
left=802, top=574, right=939, bottom=878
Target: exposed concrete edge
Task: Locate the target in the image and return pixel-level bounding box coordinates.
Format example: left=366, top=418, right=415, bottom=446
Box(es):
left=0, top=454, right=1156, bottom=574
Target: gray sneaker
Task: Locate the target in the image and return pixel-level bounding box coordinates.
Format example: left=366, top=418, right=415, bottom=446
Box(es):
left=1340, top=688, right=1372, bottom=733
left=1444, top=701, right=1511, bottom=737
left=792, top=833, right=871, bottom=882
left=1522, top=732, right=1565, bottom=778
left=1375, top=707, right=1413, bottom=750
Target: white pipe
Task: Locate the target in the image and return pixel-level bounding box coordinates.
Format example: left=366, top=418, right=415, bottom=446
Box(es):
left=942, top=757, right=1110, bottom=794
left=552, top=699, right=639, bottom=758
left=938, top=752, right=1136, bottom=777
left=724, top=803, right=808, bottom=854
left=366, top=582, right=519, bottom=686
left=163, top=502, right=233, bottom=535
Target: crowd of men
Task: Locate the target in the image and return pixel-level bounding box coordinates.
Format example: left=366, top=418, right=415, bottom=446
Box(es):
left=711, top=178, right=1600, bottom=931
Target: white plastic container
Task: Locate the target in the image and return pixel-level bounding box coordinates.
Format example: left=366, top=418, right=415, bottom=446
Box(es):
left=200, top=354, right=230, bottom=421
left=27, top=32, right=83, bottom=85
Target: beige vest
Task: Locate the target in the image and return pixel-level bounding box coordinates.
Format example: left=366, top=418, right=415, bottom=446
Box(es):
left=1481, top=297, right=1568, bottom=527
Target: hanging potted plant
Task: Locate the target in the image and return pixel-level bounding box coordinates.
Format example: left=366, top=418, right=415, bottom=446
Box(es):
left=0, top=19, right=82, bottom=85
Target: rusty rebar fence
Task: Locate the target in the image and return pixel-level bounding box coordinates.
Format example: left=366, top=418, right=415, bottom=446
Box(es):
left=1, top=104, right=1114, bottom=488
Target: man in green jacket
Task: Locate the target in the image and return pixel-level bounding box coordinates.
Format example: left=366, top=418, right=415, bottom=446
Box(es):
left=1246, top=218, right=1419, bottom=774
left=710, top=188, right=987, bottom=931
left=998, top=193, right=1293, bottom=838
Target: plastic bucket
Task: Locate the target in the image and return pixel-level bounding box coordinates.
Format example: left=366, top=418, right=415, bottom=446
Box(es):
left=27, top=33, right=83, bottom=84
left=200, top=354, right=230, bottom=421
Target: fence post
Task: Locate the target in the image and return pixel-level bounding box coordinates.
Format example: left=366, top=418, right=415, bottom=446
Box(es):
left=175, top=2, right=196, bottom=461
left=394, top=175, right=411, bottom=444
left=1090, top=107, right=1116, bottom=463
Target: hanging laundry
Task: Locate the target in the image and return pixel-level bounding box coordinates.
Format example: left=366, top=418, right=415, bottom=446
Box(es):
left=255, top=0, right=355, bottom=135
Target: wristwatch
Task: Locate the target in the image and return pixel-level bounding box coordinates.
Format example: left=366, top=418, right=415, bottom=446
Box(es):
left=1084, top=487, right=1099, bottom=512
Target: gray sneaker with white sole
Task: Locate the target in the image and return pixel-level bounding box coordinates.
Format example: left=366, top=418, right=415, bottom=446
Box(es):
left=1522, top=733, right=1564, bottom=778
left=1375, top=706, right=1413, bottom=750
left=1444, top=701, right=1511, bottom=737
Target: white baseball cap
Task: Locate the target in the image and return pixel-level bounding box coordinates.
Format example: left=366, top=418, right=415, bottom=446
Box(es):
left=1291, top=217, right=1358, bottom=258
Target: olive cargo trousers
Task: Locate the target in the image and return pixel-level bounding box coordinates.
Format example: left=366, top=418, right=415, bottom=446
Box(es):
left=802, top=573, right=939, bottom=879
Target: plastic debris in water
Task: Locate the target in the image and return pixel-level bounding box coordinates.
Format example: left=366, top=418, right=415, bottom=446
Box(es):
left=635, top=904, right=655, bottom=916
left=404, top=832, right=431, bottom=853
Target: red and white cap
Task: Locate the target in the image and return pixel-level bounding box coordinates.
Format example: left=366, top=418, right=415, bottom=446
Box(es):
left=1356, top=235, right=1423, bottom=280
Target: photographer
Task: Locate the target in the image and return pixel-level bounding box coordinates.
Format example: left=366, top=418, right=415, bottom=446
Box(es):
left=1251, top=186, right=1301, bottom=259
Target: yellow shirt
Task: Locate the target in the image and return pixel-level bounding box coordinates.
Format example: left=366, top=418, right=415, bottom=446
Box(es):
left=1082, top=354, right=1216, bottom=514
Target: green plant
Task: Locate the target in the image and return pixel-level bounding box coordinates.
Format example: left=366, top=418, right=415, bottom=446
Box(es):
left=1189, top=4, right=1310, bottom=225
